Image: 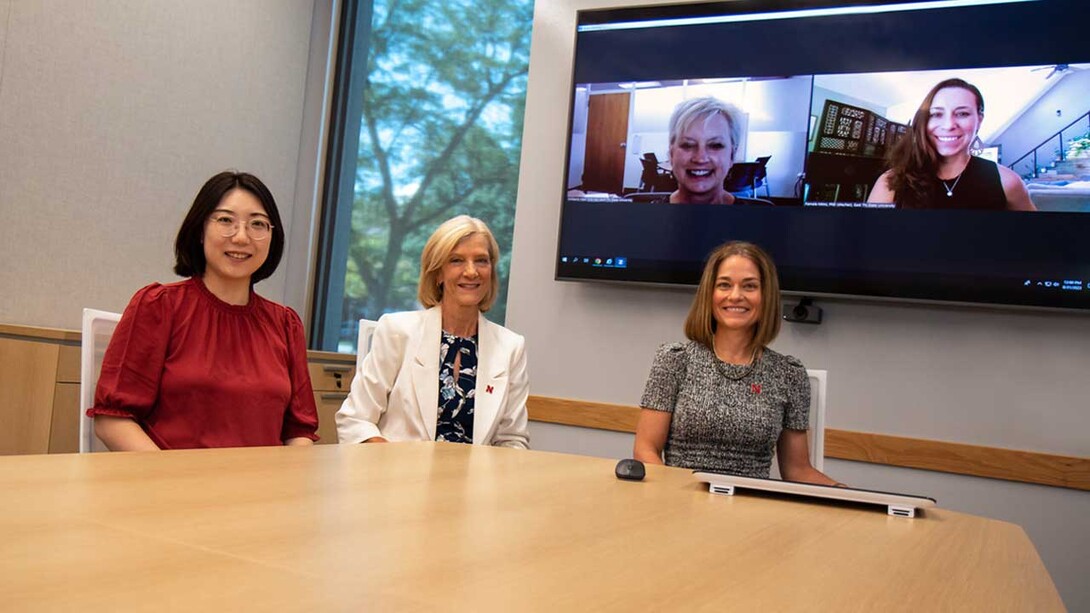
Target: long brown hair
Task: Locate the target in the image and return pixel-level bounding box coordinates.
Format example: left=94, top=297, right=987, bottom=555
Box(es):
left=684, top=241, right=782, bottom=352
left=885, top=78, right=984, bottom=208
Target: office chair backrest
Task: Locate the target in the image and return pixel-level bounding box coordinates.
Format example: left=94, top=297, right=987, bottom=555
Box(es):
left=356, top=319, right=379, bottom=368
left=806, top=369, right=827, bottom=470
left=754, top=155, right=772, bottom=182
left=769, top=369, right=827, bottom=478
left=725, top=156, right=772, bottom=196
left=638, top=157, right=660, bottom=191
left=80, top=308, right=122, bottom=453
left=723, top=162, right=760, bottom=191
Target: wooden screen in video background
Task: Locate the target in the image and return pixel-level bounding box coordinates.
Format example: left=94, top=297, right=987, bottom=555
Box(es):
left=816, top=99, right=906, bottom=159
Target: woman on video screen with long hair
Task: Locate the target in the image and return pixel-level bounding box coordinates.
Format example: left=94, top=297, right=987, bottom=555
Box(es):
left=869, top=78, right=1036, bottom=210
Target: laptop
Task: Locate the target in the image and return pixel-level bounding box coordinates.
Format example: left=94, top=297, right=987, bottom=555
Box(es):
left=694, top=471, right=937, bottom=518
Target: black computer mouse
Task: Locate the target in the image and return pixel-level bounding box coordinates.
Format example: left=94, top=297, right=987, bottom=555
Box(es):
left=615, top=458, right=646, bottom=481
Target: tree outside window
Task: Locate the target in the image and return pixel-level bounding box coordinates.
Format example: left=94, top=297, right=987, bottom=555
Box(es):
left=316, top=0, right=534, bottom=352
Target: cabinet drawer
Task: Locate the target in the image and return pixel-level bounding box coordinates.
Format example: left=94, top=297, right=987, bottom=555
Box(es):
left=314, top=391, right=348, bottom=444
left=56, top=345, right=82, bottom=383
left=308, top=361, right=354, bottom=392
left=49, top=382, right=81, bottom=453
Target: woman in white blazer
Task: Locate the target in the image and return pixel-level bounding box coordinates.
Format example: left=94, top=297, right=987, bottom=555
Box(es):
left=336, top=216, right=529, bottom=448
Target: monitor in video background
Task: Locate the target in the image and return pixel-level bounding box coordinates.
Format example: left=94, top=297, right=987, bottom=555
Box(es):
left=557, top=0, right=1090, bottom=310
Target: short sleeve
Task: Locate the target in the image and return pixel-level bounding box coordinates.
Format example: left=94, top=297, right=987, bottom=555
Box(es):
left=782, top=355, right=810, bottom=431
left=88, top=284, right=172, bottom=421
left=280, top=307, right=319, bottom=442
left=639, top=342, right=687, bottom=413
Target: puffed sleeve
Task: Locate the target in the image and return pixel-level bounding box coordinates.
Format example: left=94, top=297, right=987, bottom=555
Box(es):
left=782, top=355, right=811, bottom=431
left=639, top=342, right=687, bottom=413
left=335, top=314, right=405, bottom=443
left=280, top=308, right=319, bottom=442
left=88, top=284, right=172, bottom=421
left=491, top=333, right=529, bottom=449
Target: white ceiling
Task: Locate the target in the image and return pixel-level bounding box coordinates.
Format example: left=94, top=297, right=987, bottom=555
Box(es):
left=814, top=64, right=1090, bottom=141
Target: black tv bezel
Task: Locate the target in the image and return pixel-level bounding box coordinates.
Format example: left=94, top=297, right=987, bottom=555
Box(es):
left=555, top=0, right=1090, bottom=313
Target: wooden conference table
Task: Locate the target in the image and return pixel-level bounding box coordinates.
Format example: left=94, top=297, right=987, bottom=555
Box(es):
left=2, top=442, right=1062, bottom=611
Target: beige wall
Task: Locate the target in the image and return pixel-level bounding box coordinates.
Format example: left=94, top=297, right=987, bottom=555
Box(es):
left=507, top=1, right=1090, bottom=609
left=0, top=0, right=1085, bottom=607
left=0, top=0, right=319, bottom=328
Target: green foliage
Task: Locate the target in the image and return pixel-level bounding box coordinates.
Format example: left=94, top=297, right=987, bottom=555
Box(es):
left=1066, top=132, right=1090, bottom=159
left=339, top=0, right=533, bottom=341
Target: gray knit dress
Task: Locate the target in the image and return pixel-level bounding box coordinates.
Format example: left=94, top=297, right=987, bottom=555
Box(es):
left=640, top=341, right=810, bottom=477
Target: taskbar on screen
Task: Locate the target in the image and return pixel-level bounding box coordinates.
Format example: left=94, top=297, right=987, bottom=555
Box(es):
left=556, top=259, right=1090, bottom=311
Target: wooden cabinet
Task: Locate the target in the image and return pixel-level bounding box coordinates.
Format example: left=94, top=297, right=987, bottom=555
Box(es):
left=0, top=326, right=81, bottom=455
left=307, top=351, right=355, bottom=445
left=50, top=346, right=81, bottom=453
left=0, top=324, right=358, bottom=454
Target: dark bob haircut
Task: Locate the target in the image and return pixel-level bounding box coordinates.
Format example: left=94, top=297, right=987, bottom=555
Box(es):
left=174, top=171, right=285, bottom=284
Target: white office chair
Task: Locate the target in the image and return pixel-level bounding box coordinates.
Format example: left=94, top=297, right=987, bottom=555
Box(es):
left=770, top=369, right=827, bottom=478
left=805, top=369, right=826, bottom=471
left=356, top=318, right=379, bottom=368
left=79, top=308, right=122, bottom=453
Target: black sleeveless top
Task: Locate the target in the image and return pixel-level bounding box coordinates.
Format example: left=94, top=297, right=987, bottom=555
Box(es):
left=900, top=156, right=1007, bottom=210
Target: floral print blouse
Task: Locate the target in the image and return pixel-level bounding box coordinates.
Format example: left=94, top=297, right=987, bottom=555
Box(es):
left=435, top=331, right=478, bottom=444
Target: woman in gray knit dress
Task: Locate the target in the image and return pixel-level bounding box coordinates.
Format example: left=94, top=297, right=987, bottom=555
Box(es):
left=634, top=241, right=840, bottom=484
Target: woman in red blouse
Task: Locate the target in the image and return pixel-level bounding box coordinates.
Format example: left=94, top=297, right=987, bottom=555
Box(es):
left=88, top=171, right=319, bottom=450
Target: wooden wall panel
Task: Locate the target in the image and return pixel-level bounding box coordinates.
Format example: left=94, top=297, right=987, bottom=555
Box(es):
left=824, top=430, right=1090, bottom=491
left=527, top=395, right=1090, bottom=491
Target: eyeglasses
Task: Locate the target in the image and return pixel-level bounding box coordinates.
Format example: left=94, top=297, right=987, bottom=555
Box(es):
left=208, top=214, right=274, bottom=240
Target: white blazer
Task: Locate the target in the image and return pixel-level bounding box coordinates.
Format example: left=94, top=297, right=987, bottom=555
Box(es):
left=336, top=306, right=530, bottom=448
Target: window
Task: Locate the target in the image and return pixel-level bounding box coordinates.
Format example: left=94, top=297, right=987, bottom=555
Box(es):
left=313, top=0, right=535, bottom=352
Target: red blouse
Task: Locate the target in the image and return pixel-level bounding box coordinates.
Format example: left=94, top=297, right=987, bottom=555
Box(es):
left=88, top=277, right=319, bottom=449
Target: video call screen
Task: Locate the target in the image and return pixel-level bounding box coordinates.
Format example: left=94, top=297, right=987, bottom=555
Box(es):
left=557, top=0, right=1090, bottom=310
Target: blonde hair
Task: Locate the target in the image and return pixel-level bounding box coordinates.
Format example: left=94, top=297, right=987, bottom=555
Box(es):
left=668, top=96, right=743, bottom=159
left=684, top=241, right=782, bottom=351
left=418, top=215, right=501, bottom=312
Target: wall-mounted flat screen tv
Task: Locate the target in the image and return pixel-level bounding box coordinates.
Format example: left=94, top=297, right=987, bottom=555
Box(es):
left=556, top=0, right=1090, bottom=310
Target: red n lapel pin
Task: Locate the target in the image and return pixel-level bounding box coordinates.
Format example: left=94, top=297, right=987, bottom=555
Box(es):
left=751, top=383, right=761, bottom=395
left=486, top=385, right=494, bottom=394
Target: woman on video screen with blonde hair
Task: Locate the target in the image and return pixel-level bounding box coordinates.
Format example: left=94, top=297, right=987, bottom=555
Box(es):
left=665, top=96, right=744, bottom=204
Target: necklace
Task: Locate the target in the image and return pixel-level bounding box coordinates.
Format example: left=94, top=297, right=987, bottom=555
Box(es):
left=714, top=345, right=759, bottom=381
left=940, top=172, right=964, bottom=197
